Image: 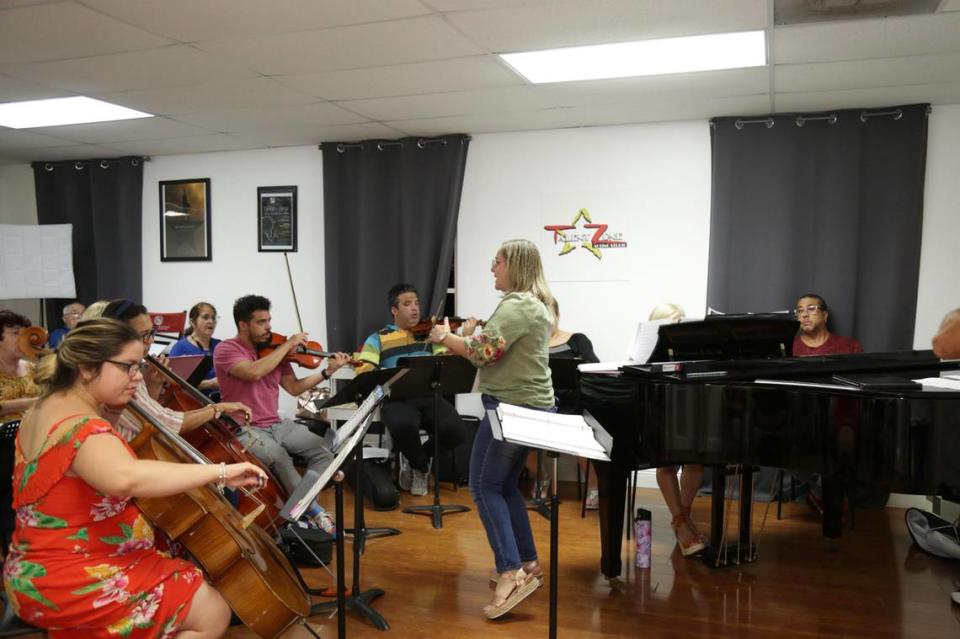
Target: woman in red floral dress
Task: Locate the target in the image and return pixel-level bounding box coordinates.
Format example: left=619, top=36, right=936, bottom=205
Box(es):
left=3, top=319, right=267, bottom=638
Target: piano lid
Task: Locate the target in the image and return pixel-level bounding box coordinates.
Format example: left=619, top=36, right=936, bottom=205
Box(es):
left=648, top=313, right=798, bottom=363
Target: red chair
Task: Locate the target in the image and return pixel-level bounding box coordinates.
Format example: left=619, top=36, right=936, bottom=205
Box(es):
left=148, top=311, right=187, bottom=351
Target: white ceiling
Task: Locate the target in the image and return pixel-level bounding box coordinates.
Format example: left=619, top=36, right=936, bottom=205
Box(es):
left=0, top=0, right=958, bottom=164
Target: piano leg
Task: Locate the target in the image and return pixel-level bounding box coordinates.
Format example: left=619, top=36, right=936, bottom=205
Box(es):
left=595, top=460, right=628, bottom=579
left=821, top=473, right=843, bottom=539
left=702, top=465, right=758, bottom=568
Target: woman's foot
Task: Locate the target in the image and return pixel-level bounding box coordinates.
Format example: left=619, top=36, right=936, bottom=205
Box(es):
left=671, top=513, right=705, bottom=557
left=682, top=507, right=706, bottom=543
left=483, top=568, right=540, bottom=619
left=489, top=560, right=544, bottom=586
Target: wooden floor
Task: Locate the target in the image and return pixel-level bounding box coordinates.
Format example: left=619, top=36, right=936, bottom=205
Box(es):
left=12, top=483, right=960, bottom=638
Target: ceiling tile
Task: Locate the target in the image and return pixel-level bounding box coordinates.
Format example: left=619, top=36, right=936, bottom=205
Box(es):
left=22, top=144, right=124, bottom=162
left=246, top=122, right=407, bottom=147
left=776, top=51, right=960, bottom=93
left=0, top=73, right=64, bottom=102
left=422, top=0, right=546, bottom=10
left=775, top=83, right=960, bottom=112
left=78, top=0, right=429, bottom=42
left=0, top=2, right=172, bottom=64
left=171, top=102, right=369, bottom=133
left=941, top=0, right=960, bottom=11
left=104, top=134, right=265, bottom=156
left=1, top=45, right=257, bottom=95
left=445, top=0, right=768, bottom=52
left=98, top=78, right=317, bottom=116
left=274, top=56, right=524, bottom=101
left=534, top=67, right=771, bottom=108
left=386, top=107, right=577, bottom=136
left=563, top=94, right=771, bottom=127
left=27, top=117, right=218, bottom=145
left=0, top=129, right=78, bottom=150
left=337, top=86, right=550, bottom=121
left=774, top=12, right=960, bottom=64
left=193, top=16, right=482, bottom=75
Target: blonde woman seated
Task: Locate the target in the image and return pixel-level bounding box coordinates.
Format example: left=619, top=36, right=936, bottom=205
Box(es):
left=650, top=303, right=706, bottom=557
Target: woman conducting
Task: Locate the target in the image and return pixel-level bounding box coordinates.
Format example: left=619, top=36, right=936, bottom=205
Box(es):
left=3, top=318, right=266, bottom=638
left=428, top=238, right=555, bottom=620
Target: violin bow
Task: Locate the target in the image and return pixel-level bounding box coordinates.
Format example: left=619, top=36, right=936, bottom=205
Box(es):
left=283, top=252, right=305, bottom=334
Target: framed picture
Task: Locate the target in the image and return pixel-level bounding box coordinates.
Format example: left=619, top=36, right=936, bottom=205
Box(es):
left=159, top=178, right=211, bottom=262
left=258, top=185, right=298, bottom=252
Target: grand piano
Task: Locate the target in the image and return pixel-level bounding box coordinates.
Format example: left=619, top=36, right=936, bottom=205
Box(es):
left=580, top=315, right=960, bottom=577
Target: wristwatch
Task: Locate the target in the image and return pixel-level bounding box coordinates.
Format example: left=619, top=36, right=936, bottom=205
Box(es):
left=321, top=369, right=330, bottom=381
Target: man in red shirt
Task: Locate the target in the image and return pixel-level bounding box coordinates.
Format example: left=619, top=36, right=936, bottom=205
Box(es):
left=791, top=293, right=863, bottom=356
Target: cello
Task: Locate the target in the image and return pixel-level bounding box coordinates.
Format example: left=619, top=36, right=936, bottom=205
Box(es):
left=125, top=401, right=310, bottom=638
left=147, top=354, right=289, bottom=530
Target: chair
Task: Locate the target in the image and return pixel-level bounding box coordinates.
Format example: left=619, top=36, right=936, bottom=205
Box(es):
left=148, top=311, right=187, bottom=351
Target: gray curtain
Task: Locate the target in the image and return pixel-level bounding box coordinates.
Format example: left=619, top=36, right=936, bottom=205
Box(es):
left=707, top=104, right=929, bottom=352
left=32, top=157, right=144, bottom=327
left=321, top=134, right=469, bottom=351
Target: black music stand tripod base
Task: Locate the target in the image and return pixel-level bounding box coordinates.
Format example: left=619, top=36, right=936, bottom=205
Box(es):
left=394, top=356, right=475, bottom=530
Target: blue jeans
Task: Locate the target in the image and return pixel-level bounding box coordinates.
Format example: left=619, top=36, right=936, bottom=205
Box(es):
left=470, top=394, right=555, bottom=574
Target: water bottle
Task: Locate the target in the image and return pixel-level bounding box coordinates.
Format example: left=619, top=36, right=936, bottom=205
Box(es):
left=634, top=508, right=651, bottom=568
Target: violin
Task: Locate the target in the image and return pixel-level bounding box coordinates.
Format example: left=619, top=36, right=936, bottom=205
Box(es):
left=256, top=332, right=361, bottom=369
left=410, top=316, right=485, bottom=340
left=18, top=326, right=51, bottom=359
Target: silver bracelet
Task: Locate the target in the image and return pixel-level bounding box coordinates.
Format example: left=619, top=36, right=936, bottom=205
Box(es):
left=216, top=462, right=226, bottom=494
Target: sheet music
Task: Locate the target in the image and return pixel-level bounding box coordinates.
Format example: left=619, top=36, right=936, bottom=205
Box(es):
left=497, top=403, right=610, bottom=461
left=578, top=360, right=631, bottom=373
left=625, top=318, right=672, bottom=363
left=331, top=385, right=386, bottom=452
left=914, top=377, right=960, bottom=391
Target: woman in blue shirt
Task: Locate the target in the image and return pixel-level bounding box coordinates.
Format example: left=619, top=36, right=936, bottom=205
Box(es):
left=168, top=302, right=221, bottom=398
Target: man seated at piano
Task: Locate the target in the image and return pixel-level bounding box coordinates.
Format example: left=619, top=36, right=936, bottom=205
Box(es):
left=792, top=294, right=863, bottom=356
left=354, top=283, right=467, bottom=496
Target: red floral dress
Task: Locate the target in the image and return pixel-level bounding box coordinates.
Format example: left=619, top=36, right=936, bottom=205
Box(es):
left=2, top=415, right=203, bottom=638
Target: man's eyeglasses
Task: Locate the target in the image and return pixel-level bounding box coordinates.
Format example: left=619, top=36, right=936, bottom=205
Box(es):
left=63, top=312, right=83, bottom=318
left=793, top=305, right=824, bottom=317
left=138, top=328, right=158, bottom=343
left=105, top=359, right=147, bottom=377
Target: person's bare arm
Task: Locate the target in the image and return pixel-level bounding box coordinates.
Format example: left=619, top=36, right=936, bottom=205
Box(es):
left=72, top=432, right=266, bottom=498
left=932, top=312, right=960, bottom=359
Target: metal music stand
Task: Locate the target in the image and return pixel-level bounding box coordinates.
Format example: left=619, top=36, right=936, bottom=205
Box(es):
left=394, top=355, right=477, bottom=529
left=283, top=381, right=397, bottom=633
left=317, top=367, right=409, bottom=550
left=488, top=406, right=611, bottom=639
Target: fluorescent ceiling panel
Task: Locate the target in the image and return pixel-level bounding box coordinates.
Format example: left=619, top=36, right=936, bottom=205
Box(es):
left=0, top=96, right=153, bottom=129
left=500, top=30, right=767, bottom=84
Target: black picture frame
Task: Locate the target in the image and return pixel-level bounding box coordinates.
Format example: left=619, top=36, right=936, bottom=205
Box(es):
left=257, top=185, right=298, bottom=252
left=159, top=178, right=211, bottom=262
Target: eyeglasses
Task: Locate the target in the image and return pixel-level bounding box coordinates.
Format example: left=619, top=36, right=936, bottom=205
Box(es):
left=138, top=328, right=158, bottom=343
left=793, top=305, right=824, bottom=317
left=105, top=359, right=147, bottom=377
left=63, top=312, right=82, bottom=318
left=491, top=257, right=504, bottom=268
left=198, top=314, right=219, bottom=321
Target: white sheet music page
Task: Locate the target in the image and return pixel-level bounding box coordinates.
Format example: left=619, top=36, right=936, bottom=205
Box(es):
left=497, top=403, right=610, bottom=461
left=626, top=318, right=672, bottom=364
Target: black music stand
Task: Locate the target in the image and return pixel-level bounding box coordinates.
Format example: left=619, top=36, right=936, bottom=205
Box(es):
left=284, top=383, right=395, bottom=633
left=394, top=355, right=476, bottom=529
left=318, top=368, right=408, bottom=550
left=527, top=357, right=583, bottom=520
left=488, top=406, right=611, bottom=639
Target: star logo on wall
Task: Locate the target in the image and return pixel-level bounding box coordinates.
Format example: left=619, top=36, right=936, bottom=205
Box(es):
left=544, top=208, right=626, bottom=260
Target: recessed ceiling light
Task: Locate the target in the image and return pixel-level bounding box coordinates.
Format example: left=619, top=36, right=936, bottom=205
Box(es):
left=499, top=30, right=767, bottom=84
left=0, top=96, right=153, bottom=129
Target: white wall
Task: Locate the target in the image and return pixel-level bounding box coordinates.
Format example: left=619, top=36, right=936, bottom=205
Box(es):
left=0, top=164, right=41, bottom=324
left=142, top=146, right=326, bottom=417
left=914, top=104, right=960, bottom=348
left=456, top=121, right=712, bottom=364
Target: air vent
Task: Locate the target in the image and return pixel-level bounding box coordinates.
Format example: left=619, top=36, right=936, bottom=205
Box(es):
left=775, top=0, right=942, bottom=25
